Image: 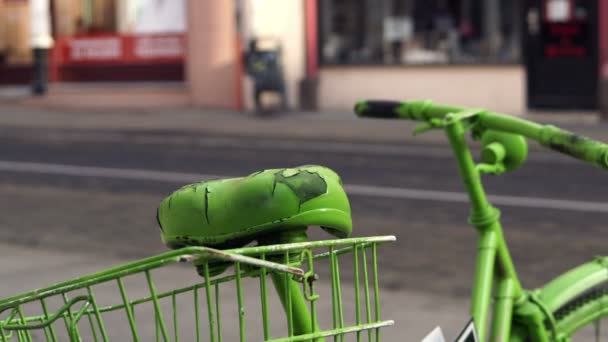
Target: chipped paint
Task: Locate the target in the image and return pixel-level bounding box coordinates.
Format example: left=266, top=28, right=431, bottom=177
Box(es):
left=540, top=126, right=608, bottom=170
left=156, top=165, right=352, bottom=253
left=156, top=208, right=163, bottom=232
left=204, top=186, right=211, bottom=224
left=274, top=169, right=328, bottom=207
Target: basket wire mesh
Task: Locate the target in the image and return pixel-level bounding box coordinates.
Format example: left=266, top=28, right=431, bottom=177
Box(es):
left=0, top=236, right=395, bottom=341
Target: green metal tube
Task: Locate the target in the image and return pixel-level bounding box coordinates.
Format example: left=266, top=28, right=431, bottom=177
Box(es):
left=490, top=278, right=515, bottom=342
left=194, top=288, right=201, bottom=342
left=477, top=113, right=544, bottom=140
left=445, top=120, right=500, bottom=341
left=398, top=100, right=464, bottom=120
left=353, top=245, right=362, bottom=342
left=259, top=255, right=271, bottom=341
left=480, top=114, right=608, bottom=169
left=512, top=301, right=551, bottom=342
left=403, top=100, right=543, bottom=140
left=403, top=100, right=608, bottom=169
left=39, top=298, right=59, bottom=342
left=235, top=262, right=246, bottom=342
left=494, top=225, right=523, bottom=296
left=116, top=278, right=139, bottom=342
left=215, top=283, right=223, bottom=342
left=470, top=229, right=497, bottom=341
left=203, top=263, right=217, bottom=342
left=445, top=118, right=492, bottom=213
left=270, top=273, right=319, bottom=339
left=540, top=126, right=608, bottom=169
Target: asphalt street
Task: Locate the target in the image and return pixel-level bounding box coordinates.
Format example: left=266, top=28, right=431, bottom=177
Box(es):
left=0, top=126, right=606, bottom=300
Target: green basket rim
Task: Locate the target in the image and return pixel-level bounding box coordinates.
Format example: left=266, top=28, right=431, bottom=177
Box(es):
left=0, top=235, right=396, bottom=311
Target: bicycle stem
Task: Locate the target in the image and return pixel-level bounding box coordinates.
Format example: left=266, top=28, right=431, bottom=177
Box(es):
left=263, top=229, right=324, bottom=341
left=399, top=100, right=608, bottom=170
left=357, top=99, right=608, bottom=170
left=445, top=120, right=525, bottom=341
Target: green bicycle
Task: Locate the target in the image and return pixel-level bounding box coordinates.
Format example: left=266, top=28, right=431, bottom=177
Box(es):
left=0, top=165, right=395, bottom=341
left=0, top=100, right=606, bottom=342
left=355, top=99, right=608, bottom=341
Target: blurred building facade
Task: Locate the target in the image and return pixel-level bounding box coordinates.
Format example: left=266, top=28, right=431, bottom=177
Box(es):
left=0, top=0, right=240, bottom=108
left=2, top=0, right=187, bottom=83
left=0, top=0, right=605, bottom=113
left=316, top=0, right=604, bottom=113
left=317, top=0, right=525, bottom=113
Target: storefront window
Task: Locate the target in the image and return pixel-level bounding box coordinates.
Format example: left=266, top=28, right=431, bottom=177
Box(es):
left=53, top=0, right=186, bottom=82
left=52, top=0, right=186, bottom=37
left=319, top=0, right=522, bottom=65
left=0, top=0, right=33, bottom=66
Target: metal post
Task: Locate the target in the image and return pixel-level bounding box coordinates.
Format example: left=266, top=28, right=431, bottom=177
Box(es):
left=299, top=0, right=319, bottom=111
left=599, top=0, right=608, bottom=119
left=484, top=0, right=501, bottom=58
left=30, top=0, right=54, bottom=95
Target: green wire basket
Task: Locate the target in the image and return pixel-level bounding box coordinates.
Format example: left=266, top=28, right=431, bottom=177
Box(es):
left=0, top=236, right=395, bottom=341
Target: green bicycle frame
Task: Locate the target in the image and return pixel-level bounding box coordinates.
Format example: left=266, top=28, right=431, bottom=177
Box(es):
left=356, top=99, right=608, bottom=341
left=431, top=105, right=608, bottom=341
left=445, top=118, right=523, bottom=342
left=446, top=116, right=608, bottom=342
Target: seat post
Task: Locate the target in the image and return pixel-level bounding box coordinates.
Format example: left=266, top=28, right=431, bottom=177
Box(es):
left=270, top=272, right=320, bottom=338
left=260, top=226, right=324, bottom=340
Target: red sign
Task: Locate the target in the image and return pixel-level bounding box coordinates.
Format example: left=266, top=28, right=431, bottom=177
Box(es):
left=542, top=22, right=589, bottom=58
left=55, top=34, right=185, bottom=65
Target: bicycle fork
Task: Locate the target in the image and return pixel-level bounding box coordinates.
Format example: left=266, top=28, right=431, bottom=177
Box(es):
left=444, top=119, right=528, bottom=341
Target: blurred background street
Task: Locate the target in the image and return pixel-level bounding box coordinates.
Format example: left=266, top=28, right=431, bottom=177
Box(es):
left=0, top=105, right=606, bottom=339
left=1, top=0, right=608, bottom=340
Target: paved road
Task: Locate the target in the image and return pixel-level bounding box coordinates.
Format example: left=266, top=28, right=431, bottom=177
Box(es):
left=0, top=127, right=606, bottom=294
left=0, top=122, right=606, bottom=340
left=0, top=242, right=477, bottom=341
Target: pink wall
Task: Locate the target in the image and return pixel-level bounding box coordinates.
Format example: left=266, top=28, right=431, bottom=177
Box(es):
left=319, top=66, right=525, bottom=114
left=186, top=0, right=240, bottom=109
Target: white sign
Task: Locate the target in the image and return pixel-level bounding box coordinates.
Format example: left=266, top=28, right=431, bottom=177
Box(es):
left=547, top=0, right=571, bottom=23
left=132, top=0, right=186, bottom=33
left=135, top=37, right=183, bottom=58
left=421, top=327, right=446, bottom=342
left=383, top=17, right=413, bottom=42
left=70, top=38, right=122, bottom=60
left=420, top=319, right=478, bottom=342
left=30, top=0, right=54, bottom=48
left=455, top=319, right=478, bottom=342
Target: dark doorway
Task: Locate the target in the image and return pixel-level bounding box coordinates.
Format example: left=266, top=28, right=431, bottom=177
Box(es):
left=524, top=0, right=598, bottom=109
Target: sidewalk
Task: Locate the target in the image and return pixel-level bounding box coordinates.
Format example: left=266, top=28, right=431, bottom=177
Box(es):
left=0, top=242, right=472, bottom=340
left=1, top=242, right=604, bottom=340
left=0, top=102, right=605, bottom=146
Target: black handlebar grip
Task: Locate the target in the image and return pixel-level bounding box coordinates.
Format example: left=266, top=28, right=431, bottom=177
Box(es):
left=354, top=100, right=403, bottom=119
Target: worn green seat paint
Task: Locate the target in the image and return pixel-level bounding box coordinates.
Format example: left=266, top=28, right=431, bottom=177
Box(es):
left=157, top=165, right=352, bottom=250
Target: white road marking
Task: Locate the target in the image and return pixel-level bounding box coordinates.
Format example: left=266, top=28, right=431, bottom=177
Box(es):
left=345, top=184, right=608, bottom=213
left=0, top=160, right=217, bottom=183
left=0, top=160, right=606, bottom=213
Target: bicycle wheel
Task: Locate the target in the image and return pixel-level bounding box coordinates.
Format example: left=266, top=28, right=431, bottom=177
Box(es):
left=552, top=283, right=608, bottom=341
left=511, top=258, right=608, bottom=342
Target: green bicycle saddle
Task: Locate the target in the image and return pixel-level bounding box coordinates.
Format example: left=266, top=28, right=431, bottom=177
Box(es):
left=157, top=165, right=352, bottom=249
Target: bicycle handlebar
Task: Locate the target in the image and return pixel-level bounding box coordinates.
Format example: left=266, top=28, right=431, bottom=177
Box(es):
left=354, top=99, right=608, bottom=170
